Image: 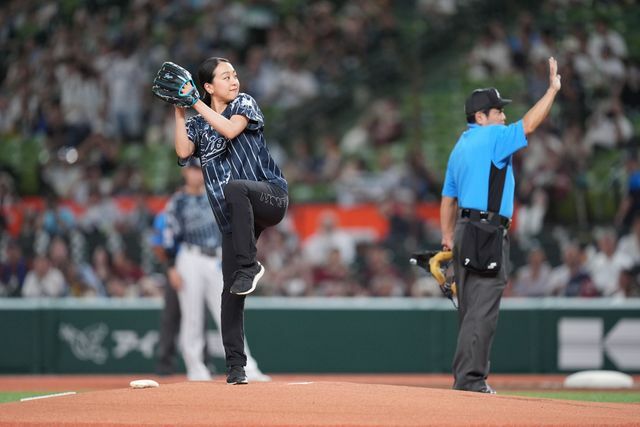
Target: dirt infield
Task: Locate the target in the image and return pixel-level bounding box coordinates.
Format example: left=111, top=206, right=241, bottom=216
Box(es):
left=0, top=373, right=605, bottom=391
left=0, top=375, right=639, bottom=426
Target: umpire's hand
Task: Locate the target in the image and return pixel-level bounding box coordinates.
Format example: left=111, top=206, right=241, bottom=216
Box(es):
left=549, top=57, right=561, bottom=92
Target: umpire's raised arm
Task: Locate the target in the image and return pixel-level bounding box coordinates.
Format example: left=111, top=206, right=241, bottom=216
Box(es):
left=522, top=57, right=562, bottom=135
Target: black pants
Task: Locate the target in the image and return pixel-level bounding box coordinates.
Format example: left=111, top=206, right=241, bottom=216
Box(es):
left=220, top=180, right=288, bottom=367
left=156, top=277, right=210, bottom=374
left=451, top=218, right=509, bottom=391
left=156, top=281, right=181, bottom=373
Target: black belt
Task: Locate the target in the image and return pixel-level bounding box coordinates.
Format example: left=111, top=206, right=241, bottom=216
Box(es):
left=183, top=243, right=218, bottom=257
left=460, top=208, right=511, bottom=229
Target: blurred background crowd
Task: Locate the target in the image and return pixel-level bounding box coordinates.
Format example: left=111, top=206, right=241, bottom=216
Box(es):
left=1, top=0, right=639, bottom=300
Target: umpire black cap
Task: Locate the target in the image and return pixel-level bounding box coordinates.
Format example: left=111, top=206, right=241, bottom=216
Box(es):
left=465, top=88, right=512, bottom=115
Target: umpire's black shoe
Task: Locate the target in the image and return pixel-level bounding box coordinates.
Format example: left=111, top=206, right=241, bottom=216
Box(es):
left=477, top=385, right=497, bottom=394
left=230, top=262, right=265, bottom=295
left=226, top=366, right=248, bottom=385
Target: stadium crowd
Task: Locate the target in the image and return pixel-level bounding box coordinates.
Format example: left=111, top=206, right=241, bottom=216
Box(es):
left=1, top=0, right=639, bottom=299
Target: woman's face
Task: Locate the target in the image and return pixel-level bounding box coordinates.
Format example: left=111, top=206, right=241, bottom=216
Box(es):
left=207, top=61, right=240, bottom=103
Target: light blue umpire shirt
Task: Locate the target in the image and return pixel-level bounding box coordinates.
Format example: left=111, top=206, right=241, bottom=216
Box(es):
left=441, top=120, right=528, bottom=219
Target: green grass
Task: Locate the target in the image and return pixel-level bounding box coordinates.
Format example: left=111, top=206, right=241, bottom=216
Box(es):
left=0, top=392, right=53, bottom=403
left=504, top=391, right=640, bottom=403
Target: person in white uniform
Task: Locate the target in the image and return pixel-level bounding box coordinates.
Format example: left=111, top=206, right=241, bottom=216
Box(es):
left=163, top=158, right=270, bottom=381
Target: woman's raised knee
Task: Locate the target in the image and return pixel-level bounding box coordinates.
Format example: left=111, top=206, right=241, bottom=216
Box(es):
left=223, top=180, right=249, bottom=199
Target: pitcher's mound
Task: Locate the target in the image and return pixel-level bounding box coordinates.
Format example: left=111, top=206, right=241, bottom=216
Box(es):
left=1, top=381, right=638, bottom=426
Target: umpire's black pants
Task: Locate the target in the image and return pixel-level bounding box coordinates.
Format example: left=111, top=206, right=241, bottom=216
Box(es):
left=156, top=280, right=181, bottom=374
left=220, top=180, right=288, bottom=368
left=451, top=218, right=509, bottom=391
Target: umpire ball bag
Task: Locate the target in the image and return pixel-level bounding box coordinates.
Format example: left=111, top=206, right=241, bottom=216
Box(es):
left=460, top=220, right=503, bottom=276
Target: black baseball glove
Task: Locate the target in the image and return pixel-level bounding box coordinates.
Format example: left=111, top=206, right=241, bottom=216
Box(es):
left=152, top=62, right=200, bottom=108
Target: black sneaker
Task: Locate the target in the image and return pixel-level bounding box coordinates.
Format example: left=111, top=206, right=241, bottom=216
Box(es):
left=226, top=366, right=248, bottom=385
left=477, top=385, right=497, bottom=394
left=230, top=262, right=265, bottom=295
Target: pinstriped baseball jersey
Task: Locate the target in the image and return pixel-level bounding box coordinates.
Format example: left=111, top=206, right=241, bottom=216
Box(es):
left=184, top=93, right=287, bottom=233
left=163, top=190, right=222, bottom=253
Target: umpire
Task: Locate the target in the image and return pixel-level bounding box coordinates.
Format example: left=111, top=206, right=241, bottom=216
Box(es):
left=440, top=57, right=561, bottom=393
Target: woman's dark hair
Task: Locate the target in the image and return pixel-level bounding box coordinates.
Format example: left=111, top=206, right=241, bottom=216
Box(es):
left=197, top=57, right=231, bottom=106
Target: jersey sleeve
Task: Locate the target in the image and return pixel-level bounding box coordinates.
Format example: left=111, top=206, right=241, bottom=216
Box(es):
left=178, top=116, right=201, bottom=165
left=492, top=120, right=527, bottom=167
left=441, top=155, right=458, bottom=198
left=185, top=116, right=201, bottom=146
left=229, top=93, right=264, bottom=131
left=162, top=194, right=182, bottom=257
left=149, top=213, right=166, bottom=247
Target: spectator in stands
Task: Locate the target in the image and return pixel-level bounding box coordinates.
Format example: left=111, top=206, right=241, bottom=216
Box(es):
left=101, top=43, right=145, bottom=142
left=417, top=0, right=458, bottom=22
left=89, top=246, right=113, bottom=296
left=334, top=157, right=371, bottom=205
left=527, top=58, right=553, bottom=103
left=615, top=151, right=640, bottom=229
left=341, top=116, right=370, bottom=155
left=41, top=194, right=76, bottom=237
left=556, top=60, right=587, bottom=127
left=282, top=139, right=321, bottom=185
left=361, top=245, right=405, bottom=296
left=316, top=135, right=343, bottom=183
left=109, top=249, right=144, bottom=297
left=583, top=99, right=633, bottom=154
left=512, top=246, right=552, bottom=297
left=587, top=228, right=631, bottom=297
left=507, top=12, right=539, bottom=71
left=616, top=214, right=640, bottom=267
left=467, top=22, right=512, bottom=80
left=548, top=242, right=599, bottom=297
left=304, top=210, right=356, bottom=267
left=55, top=57, right=106, bottom=146
left=51, top=236, right=107, bottom=298
left=312, top=247, right=354, bottom=296
left=22, top=255, right=67, bottom=297
left=529, top=27, right=558, bottom=65
left=380, top=190, right=438, bottom=270
left=567, top=25, right=603, bottom=92
left=0, top=172, right=17, bottom=210
left=367, top=99, right=404, bottom=147
left=404, top=146, right=441, bottom=201
left=273, top=55, right=319, bottom=109
left=619, top=266, right=640, bottom=298
left=0, top=239, right=28, bottom=297
left=587, top=18, right=627, bottom=61
left=620, top=60, right=640, bottom=112
left=257, top=227, right=313, bottom=296
left=79, top=188, right=125, bottom=234
left=515, top=185, right=548, bottom=242
left=593, top=45, right=626, bottom=87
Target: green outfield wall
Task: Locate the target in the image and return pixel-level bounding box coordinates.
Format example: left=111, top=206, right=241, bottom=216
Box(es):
left=0, top=298, right=638, bottom=374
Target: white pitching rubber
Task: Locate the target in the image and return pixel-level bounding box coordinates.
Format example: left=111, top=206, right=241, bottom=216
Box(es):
left=129, top=379, right=160, bottom=389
